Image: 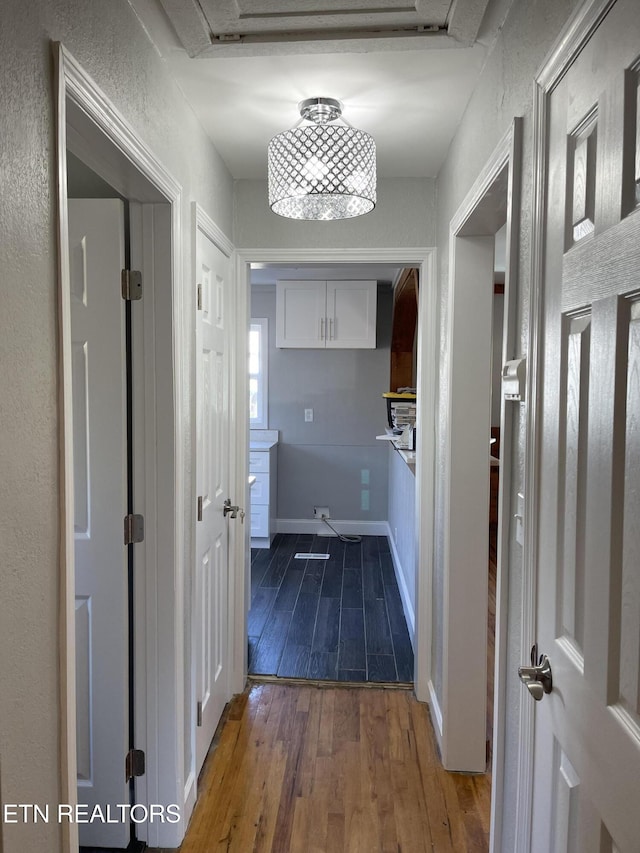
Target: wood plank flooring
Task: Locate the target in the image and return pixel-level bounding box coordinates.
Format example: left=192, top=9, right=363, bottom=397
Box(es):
left=177, top=683, right=491, bottom=853
left=249, top=534, right=414, bottom=683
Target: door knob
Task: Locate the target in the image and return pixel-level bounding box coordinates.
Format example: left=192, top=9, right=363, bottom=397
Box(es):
left=223, top=498, right=240, bottom=518
left=518, top=643, right=552, bottom=701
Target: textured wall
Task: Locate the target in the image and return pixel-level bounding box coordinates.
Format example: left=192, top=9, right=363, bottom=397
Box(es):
left=0, top=2, right=233, bottom=851
left=234, top=177, right=436, bottom=248
left=251, top=285, right=393, bottom=522
left=431, top=0, right=583, bottom=848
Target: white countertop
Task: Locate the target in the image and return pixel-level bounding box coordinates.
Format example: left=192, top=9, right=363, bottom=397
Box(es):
left=250, top=439, right=278, bottom=450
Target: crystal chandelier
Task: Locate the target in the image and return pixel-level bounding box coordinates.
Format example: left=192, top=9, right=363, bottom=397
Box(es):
left=268, top=97, right=376, bottom=221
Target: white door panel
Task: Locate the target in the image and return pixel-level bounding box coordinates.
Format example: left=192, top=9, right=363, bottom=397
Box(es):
left=69, top=199, right=129, bottom=848
left=195, top=230, right=231, bottom=774
left=530, top=3, right=640, bottom=851
left=326, top=280, right=377, bottom=348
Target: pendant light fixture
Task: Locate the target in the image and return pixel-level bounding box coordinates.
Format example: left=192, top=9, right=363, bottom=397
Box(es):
left=268, top=97, right=376, bottom=221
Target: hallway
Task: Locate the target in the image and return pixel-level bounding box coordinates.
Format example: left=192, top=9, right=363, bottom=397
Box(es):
left=177, top=682, right=491, bottom=852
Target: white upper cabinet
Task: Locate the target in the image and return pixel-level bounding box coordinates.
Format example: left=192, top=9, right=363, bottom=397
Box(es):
left=276, top=279, right=377, bottom=348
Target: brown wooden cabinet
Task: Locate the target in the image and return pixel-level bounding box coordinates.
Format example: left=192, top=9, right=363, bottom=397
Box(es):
left=390, top=268, right=418, bottom=391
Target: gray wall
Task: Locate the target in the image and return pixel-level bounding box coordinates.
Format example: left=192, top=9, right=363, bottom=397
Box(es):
left=251, top=285, right=393, bottom=522
left=235, top=177, right=436, bottom=248
left=0, top=2, right=233, bottom=850
left=432, top=0, right=583, bottom=849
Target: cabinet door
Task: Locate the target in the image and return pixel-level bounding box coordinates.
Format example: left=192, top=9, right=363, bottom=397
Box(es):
left=326, top=280, right=377, bottom=348
left=276, top=280, right=326, bottom=347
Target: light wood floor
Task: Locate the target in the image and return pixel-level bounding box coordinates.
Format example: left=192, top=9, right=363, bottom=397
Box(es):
left=176, top=682, right=491, bottom=853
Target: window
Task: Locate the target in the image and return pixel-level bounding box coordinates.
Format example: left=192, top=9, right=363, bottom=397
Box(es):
left=249, top=318, right=268, bottom=428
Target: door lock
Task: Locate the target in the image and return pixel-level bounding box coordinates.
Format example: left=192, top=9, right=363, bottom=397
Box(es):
left=223, top=498, right=240, bottom=519
left=518, top=643, right=553, bottom=701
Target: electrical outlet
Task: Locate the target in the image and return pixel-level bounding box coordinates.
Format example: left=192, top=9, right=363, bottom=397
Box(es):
left=314, top=506, right=330, bottom=519
left=304, top=408, right=314, bottom=422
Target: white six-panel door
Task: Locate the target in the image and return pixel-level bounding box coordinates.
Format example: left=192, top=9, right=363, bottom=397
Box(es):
left=69, top=199, right=130, bottom=848
left=194, top=226, right=232, bottom=774
left=531, top=2, right=640, bottom=850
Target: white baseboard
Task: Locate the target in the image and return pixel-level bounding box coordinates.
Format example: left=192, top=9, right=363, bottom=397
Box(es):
left=428, top=679, right=444, bottom=750
left=276, top=518, right=389, bottom=536
left=385, top=522, right=416, bottom=648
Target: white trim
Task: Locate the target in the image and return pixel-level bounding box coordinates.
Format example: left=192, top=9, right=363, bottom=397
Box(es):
left=231, top=255, right=250, bottom=695
left=236, top=246, right=436, bottom=707
left=489, top=117, right=523, bottom=853
left=194, top=203, right=234, bottom=258
left=53, top=43, right=78, bottom=853
left=443, top=122, right=518, bottom=775
left=427, top=678, right=444, bottom=745
left=516, top=2, right=616, bottom=850
left=450, top=126, right=515, bottom=234
left=54, top=43, right=186, bottom=850
left=276, top=518, right=390, bottom=536
left=386, top=523, right=416, bottom=646
left=413, top=244, right=438, bottom=704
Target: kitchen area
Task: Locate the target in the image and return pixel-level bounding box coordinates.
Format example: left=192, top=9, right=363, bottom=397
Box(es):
left=247, top=264, right=419, bottom=680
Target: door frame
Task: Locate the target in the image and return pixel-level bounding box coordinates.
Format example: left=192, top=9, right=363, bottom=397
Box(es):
left=515, top=1, right=618, bottom=849
left=54, top=44, right=187, bottom=850
left=441, top=119, right=522, bottom=847
left=233, top=247, right=437, bottom=702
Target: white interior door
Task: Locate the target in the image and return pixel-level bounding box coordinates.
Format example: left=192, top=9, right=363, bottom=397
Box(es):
left=530, top=2, right=640, bottom=850
left=195, top=227, right=232, bottom=774
left=70, top=199, right=130, bottom=848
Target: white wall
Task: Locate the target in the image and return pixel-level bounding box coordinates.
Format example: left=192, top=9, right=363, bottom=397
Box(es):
left=432, top=0, right=583, bottom=848
left=234, top=177, right=436, bottom=248
left=387, top=445, right=416, bottom=643
left=0, top=2, right=233, bottom=851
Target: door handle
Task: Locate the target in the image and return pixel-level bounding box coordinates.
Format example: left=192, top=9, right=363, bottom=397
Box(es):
left=223, top=498, right=239, bottom=518
left=518, top=643, right=552, bottom=701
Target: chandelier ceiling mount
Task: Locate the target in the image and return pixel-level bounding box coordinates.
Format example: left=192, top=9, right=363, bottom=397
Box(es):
left=268, top=96, right=377, bottom=221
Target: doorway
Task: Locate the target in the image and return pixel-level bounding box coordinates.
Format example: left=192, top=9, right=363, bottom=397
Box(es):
left=234, top=247, right=437, bottom=704
left=246, top=264, right=413, bottom=683
left=438, top=120, right=522, bottom=853
left=67, top=178, right=135, bottom=849
left=55, top=44, right=186, bottom=850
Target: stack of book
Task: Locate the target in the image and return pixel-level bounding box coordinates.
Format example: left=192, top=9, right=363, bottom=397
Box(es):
left=390, top=400, right=416, bottom=430
left=382, top=392, right=417, bottom=431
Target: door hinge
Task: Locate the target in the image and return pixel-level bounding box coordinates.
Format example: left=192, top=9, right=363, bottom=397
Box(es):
left=124, top=514, right=144, bottom=545
left=197, top=496, right=203, bottom=521
left=196, top=700, right=203, bottom=727
left=197, top=283, right=203, bottom=311
left=121, top=269, right=142, bottom=301
left=125, top=748, right=145, bottom=782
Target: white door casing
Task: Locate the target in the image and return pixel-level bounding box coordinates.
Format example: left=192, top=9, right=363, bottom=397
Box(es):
left=69, top=199, right=130, bottom=848
left=57, top=44, right=187, bottom=849
left=528, top=1, right=640, bottom=850
left=194, top=222, right=232, bottom=775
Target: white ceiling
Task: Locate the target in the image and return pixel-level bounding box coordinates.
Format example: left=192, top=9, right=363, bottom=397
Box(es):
left=130, top=0, right=508, bottom=180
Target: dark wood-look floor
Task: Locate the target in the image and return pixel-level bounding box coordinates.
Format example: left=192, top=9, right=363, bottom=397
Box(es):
left=249, top=534, right=414, bottom=684
left=178, top=682, right=491, bottom=853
